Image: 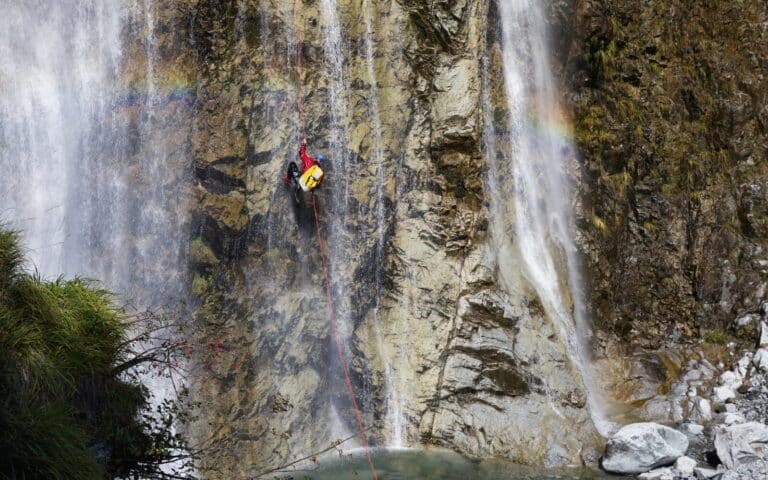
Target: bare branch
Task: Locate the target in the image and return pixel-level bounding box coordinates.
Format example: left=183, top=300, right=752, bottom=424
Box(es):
left=248, top=435, right=355, bottom=479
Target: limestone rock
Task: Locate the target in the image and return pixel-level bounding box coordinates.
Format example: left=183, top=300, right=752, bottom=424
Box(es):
left=694, top=399, right=713, bottom=423
left=754, top=349, right=768, bottom=372
left=674, top=456, right=697, bottom=477
left=602, top=423, right=689, bottom=474
left=714, top=422, right=768, bottom=469
left=693, top=467, right=721, bottom=479
left=714, top=371, right=743, bottom=403
left=723, top=412, right=746, bottom=426
left=736, top=314, right=758, bottom=327
left=759, top=322, right=768, bottom=348
left=681, top=423, right=705, bottom=436
left=719, top=471, right=739, bottom=480
left=431, top=59, right=479, bottom=147
left=713, top=386, right=737, bottom=404
left=639, top=467, right=675, bottom=480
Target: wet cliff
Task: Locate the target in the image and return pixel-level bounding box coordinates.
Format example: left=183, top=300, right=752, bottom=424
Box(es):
left=180, top=0, right=601, bottom=476
left=566, top=0, right=768, bottom=349
left=124, top=0, right=768, bottom=477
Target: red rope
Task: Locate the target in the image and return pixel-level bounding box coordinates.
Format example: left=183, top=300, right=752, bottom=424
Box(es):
left=294, top=3, right=377, bottom=478
left=312, top=194, right=379, bottom=480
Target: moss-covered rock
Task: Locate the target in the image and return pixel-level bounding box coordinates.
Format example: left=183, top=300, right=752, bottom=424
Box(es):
left=565, top=0, right=768, bottom=348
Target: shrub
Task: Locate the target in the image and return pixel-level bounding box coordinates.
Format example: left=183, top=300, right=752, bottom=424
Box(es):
left=0, top=228, right=194, bottom=479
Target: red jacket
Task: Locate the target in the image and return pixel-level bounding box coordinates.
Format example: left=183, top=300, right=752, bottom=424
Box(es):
left=299, top=144, right=316, bottom=172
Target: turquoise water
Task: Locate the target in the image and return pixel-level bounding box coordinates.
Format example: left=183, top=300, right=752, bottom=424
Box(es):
left=274, top=449, right=612, bottom=480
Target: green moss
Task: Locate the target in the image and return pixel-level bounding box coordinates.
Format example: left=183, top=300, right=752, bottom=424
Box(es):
left=575, top=104, right=617, bottom=151
left=590, top=211, right=608, bottom=233
left=642, top=220, right=657, bottom=234
left=604, top=170, right=632, bottom=196
left=704, top=329, right=729, bottom=345
left=191, top=273, right=212, bottom=297
left=189, top=237, right=218, bottom=266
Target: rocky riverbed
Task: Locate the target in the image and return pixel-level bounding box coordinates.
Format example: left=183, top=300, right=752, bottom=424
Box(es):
left=600, top=321, right=768, bottom=479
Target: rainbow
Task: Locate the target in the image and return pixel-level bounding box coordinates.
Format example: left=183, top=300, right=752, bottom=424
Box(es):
left=115, top=63, right=196, bottom=108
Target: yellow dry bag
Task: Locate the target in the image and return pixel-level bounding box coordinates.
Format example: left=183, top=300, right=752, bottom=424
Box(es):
left=299, top=164, right=324, bottom=192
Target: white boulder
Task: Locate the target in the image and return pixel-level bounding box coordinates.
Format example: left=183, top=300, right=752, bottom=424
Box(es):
left=674, top=456, right=697, bottom=477
left=680, top=423, right=705, bottom=436
left=714, top=422, right=768, bottom=469
left=713, top=385, right=737, bottom=403
left=713, top=371, right=742, bottom=403
left=753, top=348, right=768, bottom=372
left=693, top=398, right=713, bottom=422
left=602, top=423, right=689, bottom=474
left=759, top=321, right=768, bottom=348
left=735, top=354, right=752, bottom=378
left=722, top=412, right=746, bottom=426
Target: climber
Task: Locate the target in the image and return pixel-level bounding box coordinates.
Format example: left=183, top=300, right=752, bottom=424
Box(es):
left=285, top=139, right=325, bottom=192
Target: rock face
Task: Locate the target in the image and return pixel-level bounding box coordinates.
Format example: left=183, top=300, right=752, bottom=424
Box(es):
left=565, top=0, right=768, bottom=348
left=114, top=0, right=768, bottom=477
left=714, top=422, right=768, bottom=470
left=178, top=0, right=600, bottom=476
left=602, top=423, right=688, bottom=474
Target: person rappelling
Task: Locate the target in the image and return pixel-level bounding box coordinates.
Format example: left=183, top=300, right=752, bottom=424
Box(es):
left=285, top=138, right=326, bottom=193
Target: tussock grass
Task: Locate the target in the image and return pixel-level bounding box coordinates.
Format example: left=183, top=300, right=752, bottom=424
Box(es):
left=0, top=228, right=192, bottom=479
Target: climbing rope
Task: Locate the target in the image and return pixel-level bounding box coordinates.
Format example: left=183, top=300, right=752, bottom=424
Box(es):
left=312, top=195, right=378, bottom=480
left=293, top=3, right=378, bottom=479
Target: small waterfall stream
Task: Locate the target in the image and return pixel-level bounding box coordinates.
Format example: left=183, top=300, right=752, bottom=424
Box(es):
left=489, top=0, right=612, bottom=435
left=319, top=0, right=359, bottom=443
left=361, top=0, right=403, bottom=448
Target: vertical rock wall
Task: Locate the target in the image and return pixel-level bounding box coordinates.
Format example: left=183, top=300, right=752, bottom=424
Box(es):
left=181, top=0, right=600, bottom=476
left=565, top=0, right=768, bottom=349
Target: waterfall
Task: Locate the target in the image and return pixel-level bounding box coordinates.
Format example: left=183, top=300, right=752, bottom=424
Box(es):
left=0, top=1, right=123, bottom=278
left=0, top=0, right=189, bottom=304
left=488, top=0, right=613, bottom=435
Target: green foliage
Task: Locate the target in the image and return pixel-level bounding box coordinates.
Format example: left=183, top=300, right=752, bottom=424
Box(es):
left=0, top=228, right=194, bottom=479
left=703, top=329, right=729, bottom=345
left=0, top=228, right=23, bottom=287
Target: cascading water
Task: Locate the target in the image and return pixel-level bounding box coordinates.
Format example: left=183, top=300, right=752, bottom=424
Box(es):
left=0, top=0, right=189, bottom=304
left=361, top=0, right=405, bottom=448
left=318, top=0, right=360, bottom=444
left=321, top=0, right=351, bottom=219
left=0, top=1, right=123, bottom=278
left=487, top=0, right=613, bottom=435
